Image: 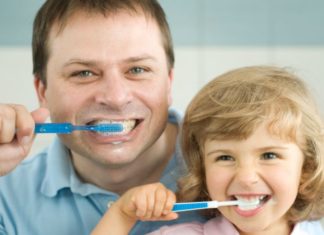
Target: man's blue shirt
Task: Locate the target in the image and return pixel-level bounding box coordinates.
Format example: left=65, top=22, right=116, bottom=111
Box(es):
left=0, top=109, right=205, bottom=235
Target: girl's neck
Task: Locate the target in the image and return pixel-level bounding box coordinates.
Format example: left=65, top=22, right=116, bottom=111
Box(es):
left=239, top=221, right=292, bottom=235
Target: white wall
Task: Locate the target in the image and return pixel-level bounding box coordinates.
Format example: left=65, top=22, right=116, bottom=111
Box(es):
left=174, top=46, right=324, bottom=112
left=0, top=47, right=54, bottom=155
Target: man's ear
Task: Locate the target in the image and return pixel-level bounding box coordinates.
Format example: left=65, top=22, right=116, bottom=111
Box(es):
left=167, top=68, right=174, bottom=106
left=34, top=75, right=48, bottom=108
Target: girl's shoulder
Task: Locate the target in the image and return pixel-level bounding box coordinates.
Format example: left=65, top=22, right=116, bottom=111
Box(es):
left=147, top=216, right=239, bottom=235
left=292, top=220, right=324, bottom=235
left=146, top=221, right=204, bottom=235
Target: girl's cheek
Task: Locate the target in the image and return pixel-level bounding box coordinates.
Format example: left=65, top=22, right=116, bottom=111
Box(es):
left=206, top=170, right=230, bottom=193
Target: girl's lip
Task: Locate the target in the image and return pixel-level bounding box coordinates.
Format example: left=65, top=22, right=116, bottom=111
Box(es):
left=234, top=204, right=264, bottom=217
left=232, top=195, right=272, bottom=217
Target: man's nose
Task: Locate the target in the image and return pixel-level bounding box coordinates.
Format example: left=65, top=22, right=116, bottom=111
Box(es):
left=93, top=72, right=132, bottom=109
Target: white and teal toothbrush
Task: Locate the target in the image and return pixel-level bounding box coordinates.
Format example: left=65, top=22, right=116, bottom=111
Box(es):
left=172, top=199, right=259, bottom=212
left=34, top=122, right=123, bottom=134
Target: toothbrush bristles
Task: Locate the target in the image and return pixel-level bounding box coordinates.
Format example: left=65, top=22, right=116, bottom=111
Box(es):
left=238, top=199, right=260, bottom=207
left=95, top=123, right=123, bottom=133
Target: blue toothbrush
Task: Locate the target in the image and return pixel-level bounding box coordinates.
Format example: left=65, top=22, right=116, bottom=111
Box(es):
left=172, top=200, right=259, bottom=212
left=35, top=123, right=123, bottom=134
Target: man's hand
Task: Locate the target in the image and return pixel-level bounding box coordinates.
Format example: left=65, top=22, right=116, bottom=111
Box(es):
left=0, top=104, right=49, bottom=176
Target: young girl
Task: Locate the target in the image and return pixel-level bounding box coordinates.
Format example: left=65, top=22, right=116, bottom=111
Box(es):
left=91, top=66, right=324, bottom=235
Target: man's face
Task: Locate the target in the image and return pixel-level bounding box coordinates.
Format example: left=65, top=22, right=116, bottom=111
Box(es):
left=36, top=11, right=173, bottom=168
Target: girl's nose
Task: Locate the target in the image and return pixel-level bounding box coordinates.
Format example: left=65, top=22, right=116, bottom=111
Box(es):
left=94, top=72, right=132, bottom=110
left=235, top=165, right=260, bottom=188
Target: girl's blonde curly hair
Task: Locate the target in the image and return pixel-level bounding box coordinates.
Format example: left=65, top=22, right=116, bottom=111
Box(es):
left=178, top=66, right=324, bottom=223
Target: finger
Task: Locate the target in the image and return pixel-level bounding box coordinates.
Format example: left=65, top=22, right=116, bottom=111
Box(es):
left=31, top=107, right=50, bottom=123
left=133, top=192, right=148, bottom=218
left=0, top=141, right=31, bottom=176
left=146, top=211, right=178, bottom=222
left=153, top=185, right=168, bottom=217
left=144, top=187, right=155, bottom=219
left=12, top=105, right=36, bottom=145
left=160, top=212, right=179, bottom=221
left=16, top=107, right=50, bottom=139
left=163, top=190, right=177, bottom=215
left=0, top=104, right=17, bottom=143
left=16, top=107, right=49, bottom=148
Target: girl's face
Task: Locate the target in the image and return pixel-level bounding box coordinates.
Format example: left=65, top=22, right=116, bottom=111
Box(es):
left=204, top=122, right=304, bottom=235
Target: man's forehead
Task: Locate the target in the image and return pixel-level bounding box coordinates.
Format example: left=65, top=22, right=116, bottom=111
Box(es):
left=50, top=8, right=154, bottom=36
left=46, top=9, right=165, bottom=65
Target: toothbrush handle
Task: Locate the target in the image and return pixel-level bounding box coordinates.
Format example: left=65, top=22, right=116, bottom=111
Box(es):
left=172, top=202, right=208, bottom=212
left=35, top=123, right=72, bottom=134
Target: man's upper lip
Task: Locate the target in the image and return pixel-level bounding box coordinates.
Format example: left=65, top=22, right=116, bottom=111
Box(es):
left=83, top=117, right=141, bottom=124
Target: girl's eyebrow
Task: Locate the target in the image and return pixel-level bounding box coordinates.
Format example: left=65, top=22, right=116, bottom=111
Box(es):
left=255, top=146, right=289, bottom=152
left=205, top=149, right=231, bottom=157
left=205, top=146, right=289, bottom=157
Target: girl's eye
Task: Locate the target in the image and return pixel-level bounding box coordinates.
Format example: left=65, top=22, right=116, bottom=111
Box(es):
left=216, top=155, right=234, bottom=162
left=261, top=152, right=277, bottom=160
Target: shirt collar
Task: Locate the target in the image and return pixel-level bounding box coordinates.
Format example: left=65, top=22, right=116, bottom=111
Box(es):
left=40, top=137, right=109, bottom=197
left=160, top=108, right=186, bottom=191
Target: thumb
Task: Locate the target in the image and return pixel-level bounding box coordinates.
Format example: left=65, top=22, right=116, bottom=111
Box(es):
left=31, top=107, right=50, bottom=123
left=15, top=107, right=49, bottom=154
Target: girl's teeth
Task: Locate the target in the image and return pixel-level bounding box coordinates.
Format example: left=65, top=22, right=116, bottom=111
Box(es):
left=235, top=195, right=264, bottom=211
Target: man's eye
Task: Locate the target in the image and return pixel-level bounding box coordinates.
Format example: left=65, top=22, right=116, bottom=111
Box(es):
left=72, top=70, right=94, bottom=78
left=129, top=67, right=145, bottom=74
left=261, top=152, right=277, bottom=160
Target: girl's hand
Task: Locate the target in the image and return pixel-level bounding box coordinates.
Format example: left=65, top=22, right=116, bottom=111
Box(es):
left=91, top=183, right=178, bottom=235
left=116, top=182, right=178, bottom=221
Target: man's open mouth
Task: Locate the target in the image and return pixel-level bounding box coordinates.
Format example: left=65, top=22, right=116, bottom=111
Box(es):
left=86, top=119, right=141, bottom=135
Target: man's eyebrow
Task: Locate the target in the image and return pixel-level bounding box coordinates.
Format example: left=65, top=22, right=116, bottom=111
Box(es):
left=63, top=55, right=157, bottom=67
left=63, top=59, right=98, bottom=67
left=123, top=55, right=158, bottom=63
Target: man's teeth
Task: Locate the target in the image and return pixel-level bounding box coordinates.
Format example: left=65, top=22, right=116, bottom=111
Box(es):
left=92, top=120, right=136, bottom=135
left=235, top=195, right=265, bottom=211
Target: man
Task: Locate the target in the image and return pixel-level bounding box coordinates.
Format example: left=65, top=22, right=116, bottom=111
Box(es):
left=0, top=1, right=204, bottom=234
